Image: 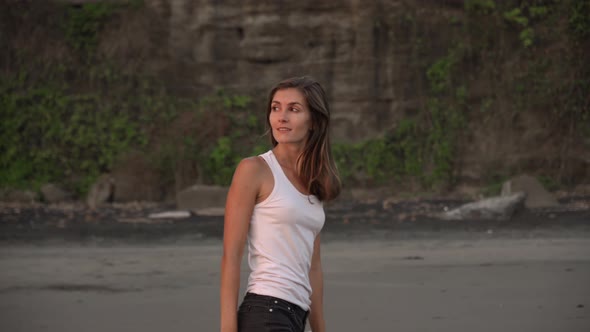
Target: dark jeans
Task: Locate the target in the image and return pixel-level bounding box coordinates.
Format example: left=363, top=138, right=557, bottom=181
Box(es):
left=238, top=292, right=309, bottom=332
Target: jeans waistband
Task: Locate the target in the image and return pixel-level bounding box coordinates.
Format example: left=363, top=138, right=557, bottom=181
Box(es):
left=243, top=292, right=308, bottom=318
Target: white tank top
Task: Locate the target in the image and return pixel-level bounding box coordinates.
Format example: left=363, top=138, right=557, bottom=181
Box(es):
left=246, top=150, right=325, bottom=311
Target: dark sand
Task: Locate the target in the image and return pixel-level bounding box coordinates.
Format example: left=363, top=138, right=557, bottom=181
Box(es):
left=1, top=236, right=588, bottom=332
left=1, top=196, right=589, bottom=331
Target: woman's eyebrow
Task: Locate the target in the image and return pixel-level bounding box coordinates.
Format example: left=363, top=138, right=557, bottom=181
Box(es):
left=272, top=100, right=304, bottom=107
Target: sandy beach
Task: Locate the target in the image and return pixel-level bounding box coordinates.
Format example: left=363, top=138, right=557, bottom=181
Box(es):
left=1, top=235, right=588, bottom=332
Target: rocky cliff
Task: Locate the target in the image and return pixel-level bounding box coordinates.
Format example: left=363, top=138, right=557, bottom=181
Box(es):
left=1, top=0, right=588, bottom=200
left=137, top=0, right=589, bottom=183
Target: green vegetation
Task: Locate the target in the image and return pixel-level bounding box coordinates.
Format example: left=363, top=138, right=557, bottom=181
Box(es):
left=62, top=2, right=115, bottom=54
left=569, top=0, right=590, bottom=39
left=61, top=1, right=145, bottom=54
left=333, top=119, right=424, bottom=185
left=197, top=90, right=266, bottom=186
left=503, top=8, right=534, bottom=47
left=0, top=63, right=258, bottom=193
left=1, top=62, right=174, bottom=194
left=465, top=0, right=496, bottom=15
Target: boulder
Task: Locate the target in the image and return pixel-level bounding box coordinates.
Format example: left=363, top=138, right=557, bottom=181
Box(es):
left=440, top=192, right=526, bottom=221
left=148, top=210, right=191, bottom=219
left=0, top=189, right=37, bottom=203
left=193, top=207, right=226, bottom=217
left=573, top=184, right=590, bottom=195
left=110, top=151, right=163, bottom=202
left=40, top=183, right=72, bottom=203
left=176, top=185, right=228, bottom=211
left=87, top=174, right=114, bottom=209
left=501, top=175, right=559, bottom=209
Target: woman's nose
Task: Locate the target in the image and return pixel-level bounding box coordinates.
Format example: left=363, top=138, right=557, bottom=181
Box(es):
left=278, top=111, right=288, bottom=122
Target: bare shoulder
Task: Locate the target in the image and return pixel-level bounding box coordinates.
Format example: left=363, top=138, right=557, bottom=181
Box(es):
left=231, top=156, right=270, bottom=186
left=233, top=156, right=266, bottom=177
left=231, top=156, right=273, bottom=203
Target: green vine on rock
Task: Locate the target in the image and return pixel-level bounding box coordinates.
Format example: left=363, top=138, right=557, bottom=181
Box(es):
left=464, top=0, right=496, bottom=15
left=62, top=2, right=114, bottom=55
left=61, top=1, right=144, bottom=57
left=569, top=0, right=590, bottom=40
left=0, top=61, right=189, bottom=195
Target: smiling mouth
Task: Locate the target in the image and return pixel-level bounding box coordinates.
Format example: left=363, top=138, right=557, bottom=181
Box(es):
left=276, top=127, right=291, bottom=131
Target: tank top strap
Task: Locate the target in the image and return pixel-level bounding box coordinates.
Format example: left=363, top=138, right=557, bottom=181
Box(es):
left=259, top=150, right=272, bottom=167
left=259, top=151, right=279, bottom=174
left=259, top=150, right=282, bottom=190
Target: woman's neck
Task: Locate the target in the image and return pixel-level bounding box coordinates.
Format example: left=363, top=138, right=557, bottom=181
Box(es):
left=273, top=144, right=303, bottom=170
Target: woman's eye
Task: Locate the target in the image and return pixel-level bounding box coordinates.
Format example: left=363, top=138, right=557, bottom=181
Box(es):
left=290, top=107, right=299, bottom=112
left=271, top=106, right=279, bottom=111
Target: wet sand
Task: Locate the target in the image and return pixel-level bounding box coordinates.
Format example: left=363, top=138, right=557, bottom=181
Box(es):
left=1, top=236, right=589, bottom=332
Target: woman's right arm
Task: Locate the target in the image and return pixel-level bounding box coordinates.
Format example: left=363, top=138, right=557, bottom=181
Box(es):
left=220, top=158, right=261, bottom=332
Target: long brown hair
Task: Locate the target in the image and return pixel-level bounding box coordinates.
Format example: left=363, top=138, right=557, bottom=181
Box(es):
left=266, top=76, right=341, bottom=202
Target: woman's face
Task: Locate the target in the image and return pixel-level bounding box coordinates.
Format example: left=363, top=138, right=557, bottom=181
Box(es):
left=269, top=88, right=312, bottom=147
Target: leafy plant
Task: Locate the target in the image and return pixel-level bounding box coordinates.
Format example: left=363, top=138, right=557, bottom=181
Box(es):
left=569, top=0, right=590, bottom=39
left=465, top=0, right=496, bottom=15
left=204, top=137, right=238, bottom=185
left=427, top=57, right=455, bottom=94
left=538, top=175, right=560, bottom=192
left=62, top=2, right=115, bottom=54
left=503, top=8, right=534, bottom=47
left=193, top=89, right=262, bottom=186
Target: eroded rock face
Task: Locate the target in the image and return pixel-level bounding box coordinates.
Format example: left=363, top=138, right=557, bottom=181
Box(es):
left=143, top=0, right=425, bottom=142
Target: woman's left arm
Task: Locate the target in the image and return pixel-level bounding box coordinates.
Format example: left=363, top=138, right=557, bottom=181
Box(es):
left=309, top=234, right=326, bottom=332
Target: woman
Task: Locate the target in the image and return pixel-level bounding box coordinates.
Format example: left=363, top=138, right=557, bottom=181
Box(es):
left=220, top=76, right=341, bottom=332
